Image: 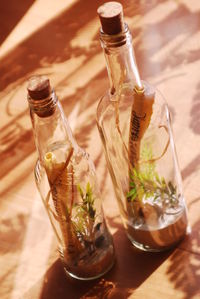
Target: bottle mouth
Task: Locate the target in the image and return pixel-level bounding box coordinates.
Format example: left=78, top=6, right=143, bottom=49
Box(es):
left=27, top=75, right=57, bottom=117
left=99, top=23, right=131, bottom=48
left=28, top=89, right=57, bottom=117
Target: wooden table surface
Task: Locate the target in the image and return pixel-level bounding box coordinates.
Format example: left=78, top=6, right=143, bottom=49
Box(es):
left=1, top=1, right=200, bottom=298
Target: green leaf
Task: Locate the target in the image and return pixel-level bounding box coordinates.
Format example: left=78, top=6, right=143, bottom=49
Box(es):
left=127, top=144, right=178, bottom=207
left=77, top=184, right=84, bottom=199
left=161, top=177, right=166, bottom=186
left=86, top=182, right=91, bottom=194
left=130, top=181, right=135, bottom=188
left=126, top=188, right=137, bottom=199
left=168, top=181, right=176, bottom=194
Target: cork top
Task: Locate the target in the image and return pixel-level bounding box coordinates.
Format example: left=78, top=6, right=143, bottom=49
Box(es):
left=97, top=2, right=124, bottom=35
left=27, top=76, right=51, bottom=100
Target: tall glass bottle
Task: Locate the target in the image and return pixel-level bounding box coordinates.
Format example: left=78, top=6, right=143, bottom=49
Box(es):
left=27, top=75, right=115, bottom=280
left=96, top=2, right=189, bottom=252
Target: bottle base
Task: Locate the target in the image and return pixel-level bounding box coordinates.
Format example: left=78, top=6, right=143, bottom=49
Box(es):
left=127, top=233, right=175, bottom=252
left=63, top=257, right=115, bottom=281
left=59, top=242, right=115, bottom=281
left=126, top=224, right=191, bottom=253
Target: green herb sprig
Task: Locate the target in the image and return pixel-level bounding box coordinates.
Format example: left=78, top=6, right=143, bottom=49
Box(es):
left=127, top=145, right=178, bottom=208
left=72, top=183, right=96, bottom=242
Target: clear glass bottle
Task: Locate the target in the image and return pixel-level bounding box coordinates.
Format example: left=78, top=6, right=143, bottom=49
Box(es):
left=96, top=2, right=189, bottom=252
left=27, top=75, right=115, bottom=280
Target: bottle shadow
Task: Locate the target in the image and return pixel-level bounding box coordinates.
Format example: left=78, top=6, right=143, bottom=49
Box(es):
left=37, top=213, right=200, bottom=299
left=39, top=217, right=172, bottom=299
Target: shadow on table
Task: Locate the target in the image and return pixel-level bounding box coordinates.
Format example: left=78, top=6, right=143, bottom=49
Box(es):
left=166, top=215, right=200, bottom=299
left=0, top=213, right=29, bottom=298
left=1, top=0, right=200, bottom=192
left=1, top=0, right=200, bottom=195
left=190, top=82, right=200, bottom=136
left=39, top=195, right=200, bottom=299
left=1, top=1, right=200, bottom=91
left=163, top=79, right=200, bottom=298
left=39, top=217, right=172, bottom=299
left=39, top=215, right=200, bottom=299
left=0, top=0, right=35, bottom=46
left=0, top=1, right=200, bottom=298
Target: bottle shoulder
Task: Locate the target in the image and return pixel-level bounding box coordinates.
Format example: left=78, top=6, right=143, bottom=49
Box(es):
left=96, top=82, right=169, bottom=122
left=96, top=84, right=136, bottom=126
left=35, top=142, right=96, bottom=181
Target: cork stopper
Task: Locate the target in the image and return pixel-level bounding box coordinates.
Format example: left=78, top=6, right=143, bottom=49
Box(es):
left=27, top=75, right=51, bottom=100
left=97, top=2, right=124, bottom=35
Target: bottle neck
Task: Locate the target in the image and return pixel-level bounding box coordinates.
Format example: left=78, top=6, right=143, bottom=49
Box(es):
left=100, top=24, right=142, bottom=94
left=28, top=90, right=77, bottom=163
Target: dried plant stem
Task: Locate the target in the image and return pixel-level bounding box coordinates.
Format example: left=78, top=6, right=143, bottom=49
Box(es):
left=45, top=148, right=83, bottom=257
left=44, top=190, right=62, bottom=243
left=115, top=102, right=169, bottom=167
left=127, top=86, right=154, bottom=218
left=114, top=83, right=155, bottom=220
left=69, top=165, right=74, bottom=216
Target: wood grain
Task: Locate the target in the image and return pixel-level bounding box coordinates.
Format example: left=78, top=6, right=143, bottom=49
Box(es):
left=0, top=0, right=200, bottom=298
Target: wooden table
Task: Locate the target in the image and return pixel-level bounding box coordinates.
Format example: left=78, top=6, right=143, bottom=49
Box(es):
left=1, top=1, right=200, bottom=298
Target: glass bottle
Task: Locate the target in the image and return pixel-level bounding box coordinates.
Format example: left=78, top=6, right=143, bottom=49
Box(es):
left=27, top=75, right=115, bottom=280
left=96, top=2, right=189, bottom=252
